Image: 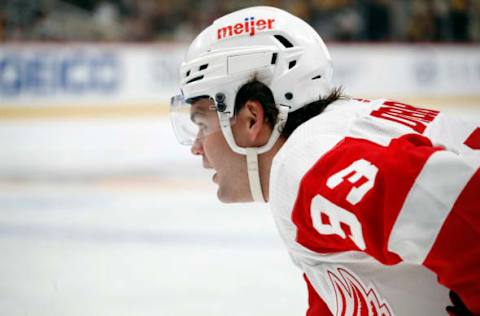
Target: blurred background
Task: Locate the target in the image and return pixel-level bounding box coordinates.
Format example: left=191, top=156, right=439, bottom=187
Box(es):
left=1, top=0, right=480, bottom=42
left=0, top=1, right=479, bottom=316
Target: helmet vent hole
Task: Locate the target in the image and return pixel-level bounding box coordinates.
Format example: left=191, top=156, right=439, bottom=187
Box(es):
left=274, top=35, right=293, bottom=48
left=312, top=75, right=322, bottom=80
left=199, top=64, right=208, bottom=71
left=186, top=75, right=204, bottom=84
left=288, top=60, right=297, bottom=69
left=271, top=53, right=277, bottom=65
left=186, top=70, right=191, bottom=77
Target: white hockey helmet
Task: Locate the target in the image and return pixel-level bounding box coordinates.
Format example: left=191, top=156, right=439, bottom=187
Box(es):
left=171, top=6, right=333, bottom=201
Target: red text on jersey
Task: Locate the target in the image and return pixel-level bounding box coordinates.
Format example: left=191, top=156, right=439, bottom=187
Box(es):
left=370, top=101, right=439, bottom=133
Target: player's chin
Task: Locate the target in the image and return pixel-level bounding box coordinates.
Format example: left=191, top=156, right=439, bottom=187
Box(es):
left=216, top=186, right=250, bottom=204
left=216, top=189, right=236, bottom=203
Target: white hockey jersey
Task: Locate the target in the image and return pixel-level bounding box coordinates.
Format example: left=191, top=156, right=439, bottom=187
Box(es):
left=269, top=98, right=480, bottom=315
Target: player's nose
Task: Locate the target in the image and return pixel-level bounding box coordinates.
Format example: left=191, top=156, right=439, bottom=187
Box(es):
left=191, top=136, right=204, bottom=156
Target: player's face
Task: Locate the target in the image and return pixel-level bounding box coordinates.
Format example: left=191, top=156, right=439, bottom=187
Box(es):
left=190, top=99, right=252, bottom=203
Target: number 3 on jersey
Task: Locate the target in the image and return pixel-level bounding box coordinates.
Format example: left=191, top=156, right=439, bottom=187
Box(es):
left=310, top=159, right=378, bottom=250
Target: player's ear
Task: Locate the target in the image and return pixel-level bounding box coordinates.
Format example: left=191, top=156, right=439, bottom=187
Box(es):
left=243, top=100, right=265, bottom=143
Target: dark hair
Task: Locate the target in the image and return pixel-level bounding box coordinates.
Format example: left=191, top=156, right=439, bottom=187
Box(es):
left=234, top=79, right=345, bottom=139
left=234, top=79, right=279, bottom=130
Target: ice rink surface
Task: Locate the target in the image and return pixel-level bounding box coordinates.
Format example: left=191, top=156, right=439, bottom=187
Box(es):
left=0, top=178, right=306, bottom=316
left=0, top=101, right=479, bottom=316
left=0, top=115, right=307, bottom=316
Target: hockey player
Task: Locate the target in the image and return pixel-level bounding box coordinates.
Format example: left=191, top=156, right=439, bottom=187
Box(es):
left=170, top=6, right=479, bottom=315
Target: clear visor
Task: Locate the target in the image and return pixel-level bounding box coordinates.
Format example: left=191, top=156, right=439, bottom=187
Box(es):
left=170, top=94, right=235, bottom=145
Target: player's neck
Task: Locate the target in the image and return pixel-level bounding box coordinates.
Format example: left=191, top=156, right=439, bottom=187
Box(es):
left=258, top=137, right=286, bottom=202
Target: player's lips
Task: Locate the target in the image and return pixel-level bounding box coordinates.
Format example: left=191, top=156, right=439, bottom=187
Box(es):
left=212, top=173, right=218, bottom=183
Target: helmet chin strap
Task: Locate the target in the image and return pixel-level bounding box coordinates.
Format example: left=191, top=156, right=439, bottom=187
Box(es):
left=245, top=147, right=264, bottom=202
left=218, top=105, right=289, bottom=203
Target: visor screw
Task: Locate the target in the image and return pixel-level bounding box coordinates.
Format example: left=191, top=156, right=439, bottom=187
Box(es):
left=215, top=93, right=225, bottom=103
left=215, top=93, right=227, bottom=112
left=285, top=92, right=293, bottom=100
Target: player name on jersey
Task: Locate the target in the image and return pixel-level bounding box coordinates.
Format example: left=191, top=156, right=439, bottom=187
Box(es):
left=370, top=101, right=439, bottom=134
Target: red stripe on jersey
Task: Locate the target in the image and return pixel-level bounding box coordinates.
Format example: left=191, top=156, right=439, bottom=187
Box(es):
left=423, top=168, right=480, bottom=314
left=292, top=134, right=442, bottom=265
left=304, top=274, right=333, bottom=316
left=464, top=127, right=480, bottom=150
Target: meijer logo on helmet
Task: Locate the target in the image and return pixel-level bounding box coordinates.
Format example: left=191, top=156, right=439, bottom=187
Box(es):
left=217, top=17, right=275, bottom=40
